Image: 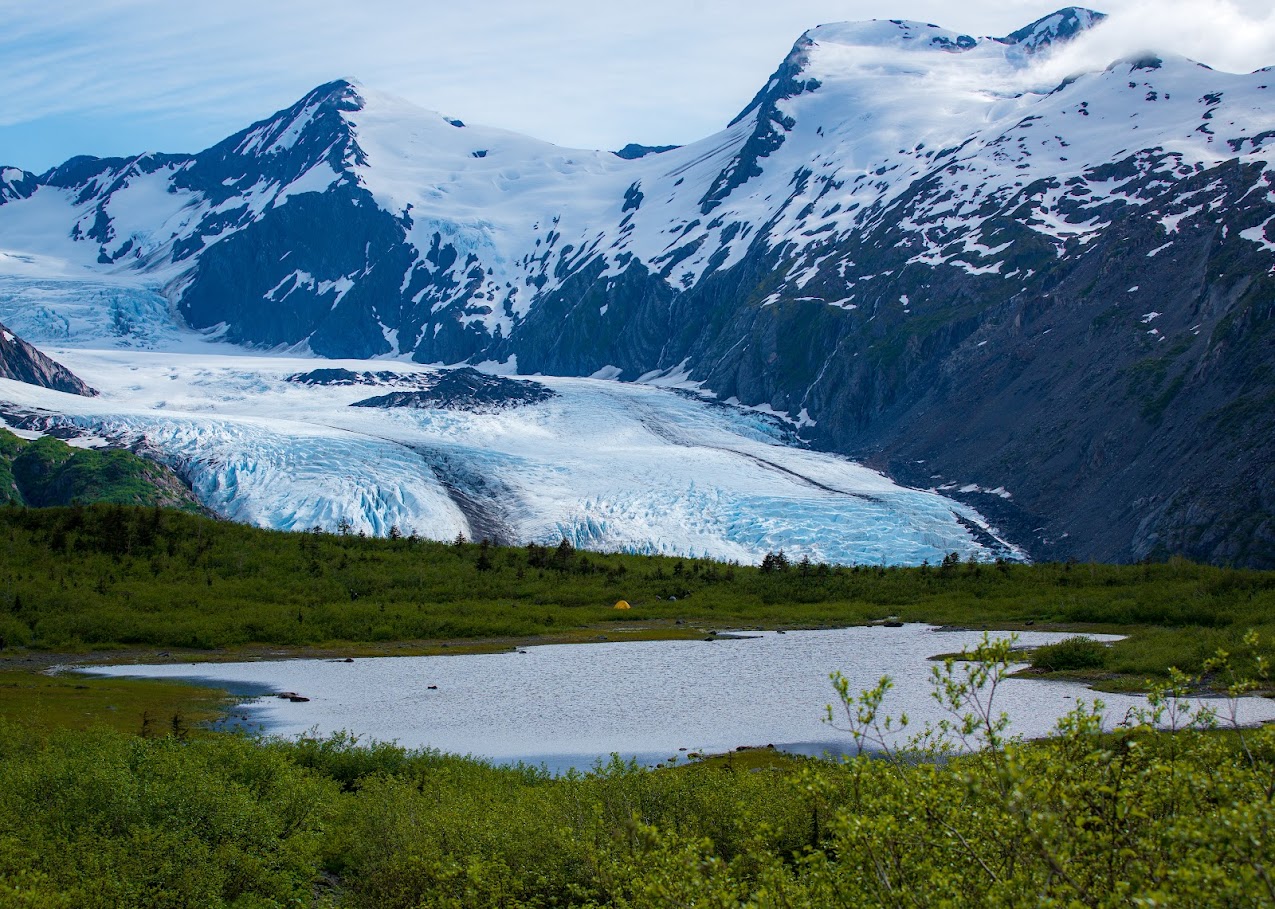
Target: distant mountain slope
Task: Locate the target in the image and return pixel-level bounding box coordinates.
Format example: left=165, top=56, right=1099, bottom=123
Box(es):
left=0, top=7, right=1272, bottom=565
left=0, top=429, right=200, bottom=510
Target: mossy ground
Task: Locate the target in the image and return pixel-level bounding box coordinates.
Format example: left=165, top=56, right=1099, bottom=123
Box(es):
left=0, top=669, right=231, bottom=736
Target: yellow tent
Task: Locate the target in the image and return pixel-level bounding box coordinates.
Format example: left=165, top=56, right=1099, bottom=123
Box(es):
left=613, top=600, right=631, bottom=610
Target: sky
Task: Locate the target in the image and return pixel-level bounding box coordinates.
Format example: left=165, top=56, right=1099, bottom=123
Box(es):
left=2, top=0, right=1274, bottom=172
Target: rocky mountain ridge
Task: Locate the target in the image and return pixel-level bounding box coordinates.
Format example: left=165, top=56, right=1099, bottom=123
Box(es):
left=0, top=8, right=1273, bottom=565
left=0, top=323, right=96, bottom=397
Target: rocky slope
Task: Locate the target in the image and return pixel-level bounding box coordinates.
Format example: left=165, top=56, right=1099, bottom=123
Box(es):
left=0, top=322, right=96, bottom=396
left=0, top=8, right=1272, bottom=565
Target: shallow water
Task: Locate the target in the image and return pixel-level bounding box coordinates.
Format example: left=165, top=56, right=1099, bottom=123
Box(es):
left=82, top=626, right=1275, bottom=773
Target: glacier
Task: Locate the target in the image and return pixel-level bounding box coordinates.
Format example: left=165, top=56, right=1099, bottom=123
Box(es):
left=0, top=274, right=1020, bottom=565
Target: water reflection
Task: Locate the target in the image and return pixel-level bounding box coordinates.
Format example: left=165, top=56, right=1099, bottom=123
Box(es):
left=82, top=626, right=1275, bottom=774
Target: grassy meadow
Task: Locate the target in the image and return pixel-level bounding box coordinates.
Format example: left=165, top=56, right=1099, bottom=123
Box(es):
left=1, top=504, right=1274, bottom=906
left=0, top=504, right=1270, bottom=689
left=0, top=642, right=1270, bottom=908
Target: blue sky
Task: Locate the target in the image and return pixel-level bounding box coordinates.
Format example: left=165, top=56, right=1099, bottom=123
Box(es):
left=3, top=0, right=1273, bottom=172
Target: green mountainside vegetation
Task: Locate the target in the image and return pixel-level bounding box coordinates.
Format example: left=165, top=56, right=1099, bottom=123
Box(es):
left=0, top=429, right=200, bottom=510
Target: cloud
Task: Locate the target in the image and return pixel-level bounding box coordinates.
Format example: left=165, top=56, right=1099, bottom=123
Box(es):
left=1031, top=0, right=1275, bottom=83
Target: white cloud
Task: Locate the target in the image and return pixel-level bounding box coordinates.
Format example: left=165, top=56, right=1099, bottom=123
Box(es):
left=1031, top=0, right=1275, bottom=84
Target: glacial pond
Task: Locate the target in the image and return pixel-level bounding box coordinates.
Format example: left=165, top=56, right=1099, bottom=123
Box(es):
left=81, top=626, right=1275, bottom=773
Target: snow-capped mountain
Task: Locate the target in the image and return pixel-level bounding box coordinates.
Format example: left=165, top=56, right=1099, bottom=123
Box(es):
left=0, top=7, right=1272, bottom=565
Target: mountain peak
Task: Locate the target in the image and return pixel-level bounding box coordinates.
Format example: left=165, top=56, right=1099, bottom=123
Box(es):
left=1002, top=7, right=1107, bottom=54
left=803, top=19, right=980, bottom=54
left=0, top=167, right=37, bottom=205
left=296, top=78, right=365, bottom=112
left=214, top=78, right=367, bottom=166
left=790, top=9, right=1106, bottom=63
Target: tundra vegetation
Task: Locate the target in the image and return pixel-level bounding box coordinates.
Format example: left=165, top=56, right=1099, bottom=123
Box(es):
left=2, top=505, right=1275, bottom=906
left=0, top=636, right=1271, bottom=907
left=0, top=505, right=1272, bottom=689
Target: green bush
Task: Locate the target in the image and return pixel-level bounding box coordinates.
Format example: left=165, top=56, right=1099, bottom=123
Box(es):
left=0, top=722, right=336, bottom=907
left=1030, top=635, right=1109, bottom=671
left=2, top=637, right=1274, bottom=908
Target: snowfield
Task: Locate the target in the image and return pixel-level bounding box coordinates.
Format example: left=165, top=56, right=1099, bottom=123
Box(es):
left=0, top=273, right=1019, bottom=565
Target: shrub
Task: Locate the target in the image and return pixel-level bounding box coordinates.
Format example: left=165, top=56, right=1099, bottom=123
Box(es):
left=1030, top=635, right=1109, bottom=671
